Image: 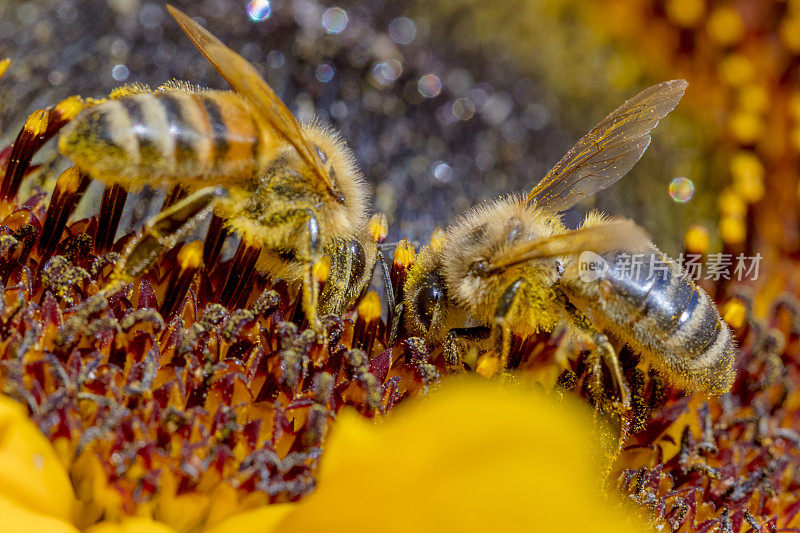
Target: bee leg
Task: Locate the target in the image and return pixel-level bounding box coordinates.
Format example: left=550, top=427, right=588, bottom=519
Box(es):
left=443, top=326, right=492, bottom=370
left=554, top=290, right=630, bottom=410
left=583, top=345, right=604, bottom=408
left=295, top=209, right=323, bottom=332
left=571, top=319, right=630, bottom=410
left=594, top=333, right=630, bottom=410
left=376, top=249, right=396, bottom=330
left=389, top=302, right=404, bottom=345
left=593, top=333, right=634, bottom=452
left=302, top=262, right=322, bottom=332
left=492, top=278, right=525, bottom=370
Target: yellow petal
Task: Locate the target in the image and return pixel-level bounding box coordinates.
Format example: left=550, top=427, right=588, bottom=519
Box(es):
left=274, top=378, right=645, bottom=532
left=72, top=453, right=123, bottom=527
left=202, top=504, right=295, bottom=533
left=151, top=468, right=210, bottom=533
left=84, top=517, right=178, bottom=533
left=0, top=493, right=79, bottom=533
left=0, top=394, right=77, bottom=521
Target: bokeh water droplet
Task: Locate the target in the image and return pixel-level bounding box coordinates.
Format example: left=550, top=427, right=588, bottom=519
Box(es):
left=247, top=0, right=271, bottom=22
left=316, top=63, right=335, bottom=83
left=389, top=17, right=416, bottom=45
left=372, top=60, right=403, bottom=87
left=669, top=177, right=695, bottom=203
left=266, top=50, right=284, bottom=68
left=452, top=98, right=475, bottom=120
left=418, top=74, right=442, bottom=98
left=322, top=7, right=348, bottom=34
left=432, top=162, right=453, bottom=183
left=112, top=64, right=129, bottom=81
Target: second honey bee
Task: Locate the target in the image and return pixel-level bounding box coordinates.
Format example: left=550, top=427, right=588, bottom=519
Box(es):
left=402, top=80, right=736, bottom=405
left=57, top=5, right=379, bottom=325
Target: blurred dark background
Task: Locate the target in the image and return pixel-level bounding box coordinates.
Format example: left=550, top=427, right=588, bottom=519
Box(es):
left=0, top=0, right=703, bottom=253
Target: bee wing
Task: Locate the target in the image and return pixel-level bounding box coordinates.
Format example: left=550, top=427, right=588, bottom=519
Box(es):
left=526, top=80, right=687, bottom=213
left=488, top=219, right=651, bottom=272
left=166, top=5, right=338, bottom=198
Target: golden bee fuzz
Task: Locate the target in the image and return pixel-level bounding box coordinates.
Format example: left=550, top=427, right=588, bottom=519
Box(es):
left=403, top=79, right=736, bottom=415
left=56, top=6, right=382, bottom=327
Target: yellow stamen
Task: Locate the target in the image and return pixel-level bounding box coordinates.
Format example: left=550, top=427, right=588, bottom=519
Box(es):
left=719, top=54, right=755, bottom=86
left=58, top=167, right=84, bottom=192
left=707, top=6, right=744, bottom=45
left=780, top=15, right=800, bottom=52
left=737, top=84, right=768, bottom=114
left=24, top=109, right=50, bottom=136
left=729, top=152, right=765, bottom=202
left=0, top=58, right=10, bottom=81
left=684, top=224, right=710, bottom=254
left=368, top=213, right=388, bottom=244
left=729, top=151, right=764, bottom=183
left=733, top=175, right=764, bottom=203
left=356, top=290, right=382, bottom=323
left=393, top=238, right=416, bottom=268
left=54, top=96, right=84, bottom=122
left=313, top=255, right=331, bottom=284
left=722, top=298, right=746, bottom=329
left=177, top=240, right=204, bottom=271
left=720, top=215, right=746, bottom=245
left=719, top=189, right=746, bottom=217
left=665, top=0, right=705, bottom=27
left=728, top=112, right=763, bottom=144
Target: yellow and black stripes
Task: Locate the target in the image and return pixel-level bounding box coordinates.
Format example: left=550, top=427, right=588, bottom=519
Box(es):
left=564, top=249, right=736, bottom=393
left=59, top=89, right=262, bottom=187
left=159, top=93, right=204, bottom=171
left=120, top=94, right=172, bottom=164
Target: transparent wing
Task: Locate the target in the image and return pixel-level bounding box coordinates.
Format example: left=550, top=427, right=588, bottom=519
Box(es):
left=526, top=80, right=687, bottom=213
left=487, top=220, right=651, bottom=272
left=167, top=5, right=338, bottom=198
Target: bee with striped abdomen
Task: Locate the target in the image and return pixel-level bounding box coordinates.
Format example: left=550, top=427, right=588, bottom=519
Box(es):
left=57, top=5, right=380, bottom=326
left=402, top=80, right=736, bottom=407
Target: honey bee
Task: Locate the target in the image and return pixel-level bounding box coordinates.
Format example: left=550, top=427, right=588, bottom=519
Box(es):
left=57, top=5, right=379, bottom=326
left=402, top=80, right=736, bottom=404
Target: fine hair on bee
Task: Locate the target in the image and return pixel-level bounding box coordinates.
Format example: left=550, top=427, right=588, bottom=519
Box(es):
left=56, top=5, right=382, bottom=327
left=400, top=79, right=736, bottom=415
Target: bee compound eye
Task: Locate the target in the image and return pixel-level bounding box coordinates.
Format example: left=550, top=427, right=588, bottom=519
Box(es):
left=415, top=274, right=444, bottom=331
left=346, top=238, right=366, bottom=282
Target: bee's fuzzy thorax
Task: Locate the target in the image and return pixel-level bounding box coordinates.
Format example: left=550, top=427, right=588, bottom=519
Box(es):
left=442, top=195, right=565, bottom=318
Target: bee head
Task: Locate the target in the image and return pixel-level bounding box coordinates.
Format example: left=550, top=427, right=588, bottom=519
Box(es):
left=301, top=122, right=370, bottom=239
left=442, top=197, right=563, bottom=313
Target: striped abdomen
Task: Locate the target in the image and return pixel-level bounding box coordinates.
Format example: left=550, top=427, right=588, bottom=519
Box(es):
left=564, top=248, right=736, bottom=393
left=59, top=90, right=276, bottom=187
